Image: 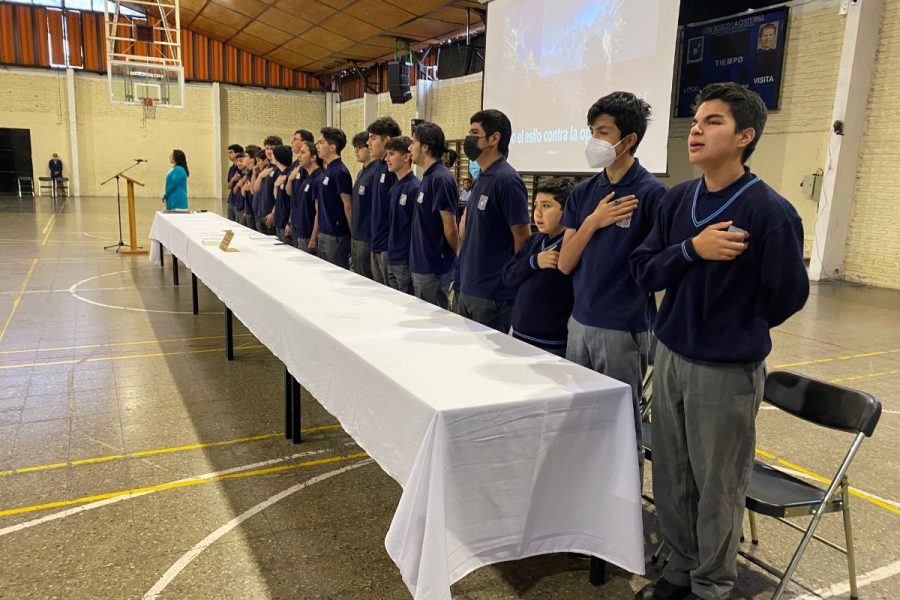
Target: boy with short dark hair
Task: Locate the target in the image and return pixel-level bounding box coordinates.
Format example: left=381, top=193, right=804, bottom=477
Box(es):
left=630, top=82, right=809, bottom=600
left=269, top=144, right=294, bottom=243
left=367, top=117, right=402, bottom=284
left=287, top=140, right=323, bottom=253
left=558, top=91, right=668, bottom=472
left=315, top=127, right=353, bottom=268
left=256, top=137, right=282, bottom=235
left=409, top=121, right=459, bottom=308
left=351, top=130, right=378, bottom=278
left=385, top=136, right=420, bottom=294
left=501, top=178, right=574, bottom=357
left=225, top=144, right=243, bottom=222
left=456, top=109, right=531, bottom=332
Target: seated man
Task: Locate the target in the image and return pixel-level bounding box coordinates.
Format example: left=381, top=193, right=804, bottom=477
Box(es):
left=49, top=153, right=63, bottom=179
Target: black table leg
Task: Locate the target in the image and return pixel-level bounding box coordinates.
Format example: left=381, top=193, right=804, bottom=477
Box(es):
left=284, top=367, right=293, bottom=440
left=225, top=308, right=234, bottom=361
left=191, top=273, right=199, bottom=315
left=589, top=557, right=606, bottom=586
left=172, top=255, right=179, bottom=286
left=291, top=377, right=302, bottom=444
left=158, top=241, right=164, bottom=267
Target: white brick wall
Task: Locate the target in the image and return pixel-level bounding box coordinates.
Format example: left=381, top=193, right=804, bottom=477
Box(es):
left=0, top=67, right=71, bottom=184
left=843, top=0, right=900, bottom=289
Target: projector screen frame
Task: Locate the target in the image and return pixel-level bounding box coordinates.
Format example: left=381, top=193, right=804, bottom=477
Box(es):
left=480, top=0, right=680, bottom=177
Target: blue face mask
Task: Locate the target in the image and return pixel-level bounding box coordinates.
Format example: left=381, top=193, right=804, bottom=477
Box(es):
left=469, top=160, right=480, bottom=180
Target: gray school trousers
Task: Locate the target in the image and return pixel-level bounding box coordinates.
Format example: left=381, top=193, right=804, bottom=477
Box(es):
left=318, top=233, right=350, bottom=269
left=371, top=250, right=389, bottom=285
left=455, top=292, right=513, bottom=333
left=387, top=263, right=413, bottom=294
left=412, top=271, right=451, bottom=309
left=351, top=239, right=374, bottom=279
left=566, top=317, right=649, bottom=473
left=652, top=343, right=764, bottom=600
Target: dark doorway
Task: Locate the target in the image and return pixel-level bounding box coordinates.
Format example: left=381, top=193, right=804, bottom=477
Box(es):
left=0, top=128, right=34, bottom=195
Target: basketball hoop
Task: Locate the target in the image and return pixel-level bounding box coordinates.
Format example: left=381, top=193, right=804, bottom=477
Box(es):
left=140, top=96, right=156, bottom=121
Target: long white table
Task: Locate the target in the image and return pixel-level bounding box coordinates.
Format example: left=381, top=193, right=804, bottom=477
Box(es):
left=148, top=212, right=644, bottom=599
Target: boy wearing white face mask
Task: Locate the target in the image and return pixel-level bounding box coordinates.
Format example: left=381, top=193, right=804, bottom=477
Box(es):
left=558, top=92, right=667, bottom=472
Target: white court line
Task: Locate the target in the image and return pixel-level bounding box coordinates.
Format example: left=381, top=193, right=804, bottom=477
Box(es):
left=143, top=458, right=374, bottom=599
left=68, top=270, right=223, bottom=315
left=0, top=447, right=335, bottom=538
left=788, top=559, right=900, bottom=599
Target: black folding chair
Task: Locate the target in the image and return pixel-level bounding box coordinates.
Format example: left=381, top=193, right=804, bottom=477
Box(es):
left=742, top=370, right=881, bottom=600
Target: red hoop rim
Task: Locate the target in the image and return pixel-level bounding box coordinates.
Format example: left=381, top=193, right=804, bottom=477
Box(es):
left=140, top=97, right=155, bottom=107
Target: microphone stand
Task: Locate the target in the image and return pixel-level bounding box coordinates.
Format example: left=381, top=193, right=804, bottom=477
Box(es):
left=101, top=160, right=144, bottom=252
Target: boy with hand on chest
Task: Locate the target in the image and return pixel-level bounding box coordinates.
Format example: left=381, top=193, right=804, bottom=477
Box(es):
left=501, top=178, right=574, bottom=357
left=630, top=82, right=809, bottom=600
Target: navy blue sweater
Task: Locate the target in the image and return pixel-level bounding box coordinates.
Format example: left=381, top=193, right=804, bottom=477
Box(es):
left=629, top=170, right=809, bottom=363
left=502, top=232, right=574, bottom=350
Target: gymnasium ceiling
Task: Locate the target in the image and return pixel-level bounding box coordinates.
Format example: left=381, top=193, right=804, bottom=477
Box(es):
left=176, top=0, right=485, bottom=74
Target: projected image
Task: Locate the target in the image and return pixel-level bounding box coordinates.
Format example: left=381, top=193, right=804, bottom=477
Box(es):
left=483, top=0, right=680, bottom=173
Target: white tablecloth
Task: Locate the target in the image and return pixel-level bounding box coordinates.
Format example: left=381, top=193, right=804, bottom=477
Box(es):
left=148, top=212, right=644, bottom=599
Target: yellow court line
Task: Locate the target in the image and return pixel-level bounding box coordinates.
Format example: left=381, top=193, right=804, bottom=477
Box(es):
left=0, top=332, right=255, bottom=356
left=773, top=348, right=900, bottom=370
left=0, top=451, right=369, bottom=518
left=41, top=215, right=57, bottom=246
left=830, top=370, right=898, bottom=384
left=756, top=448, right=900, bottom=516
left=0, top=343, right=268, bottom=370
left=0, top=258, right=38, bottom=346
left=0, top=424, right=343, bottom=478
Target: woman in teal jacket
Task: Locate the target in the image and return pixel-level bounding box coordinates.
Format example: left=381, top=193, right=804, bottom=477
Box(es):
left=162, top=149, right=189, bottom=210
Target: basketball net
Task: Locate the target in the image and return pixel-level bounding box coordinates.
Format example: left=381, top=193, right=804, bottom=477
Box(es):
left=141, top=97, right=156, bottom=122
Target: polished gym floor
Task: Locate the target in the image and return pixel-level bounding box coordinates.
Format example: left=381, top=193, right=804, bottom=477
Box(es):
left=0, top=194, right=897, bottom=599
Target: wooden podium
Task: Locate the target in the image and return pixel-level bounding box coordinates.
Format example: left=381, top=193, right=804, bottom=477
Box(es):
left=118, top=174, right=147, bottom=255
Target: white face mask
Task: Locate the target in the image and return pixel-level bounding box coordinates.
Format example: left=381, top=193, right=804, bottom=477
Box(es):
left=584, top=137, right=626, bottom=169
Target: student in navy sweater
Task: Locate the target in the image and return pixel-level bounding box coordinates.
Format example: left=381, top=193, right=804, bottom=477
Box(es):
left=385, top=136, right=420, bottom=294
left=630, top=83, right=809, bottom=600
left=502, top=178, right=574, bottom=356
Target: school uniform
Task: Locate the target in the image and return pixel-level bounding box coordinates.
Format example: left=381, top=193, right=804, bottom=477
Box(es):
left=501, top=232, right=573, bottom=357
left=316, top=158, right=353, bottom=268
left=386, top=171, right=421, bottom=294
left=274, top=161, right=299, bottom=243
left=629, top=169, right=809, bottom=599
left=225, top=163, right=239, bottom=221
left=369, top=160, right=397, bottom=285
left=560, top=158, right=667, bottom=469
left=232, top=170, right=248, bottom=225
left=290, top=167, right=322, bottom=253
left=456, top=157, right=529, bottom=332
left=255, top=166, right=281, bottom=235
left=410, top=162, right=458, bottom=309
left=350, top=161, right=379, bottom=278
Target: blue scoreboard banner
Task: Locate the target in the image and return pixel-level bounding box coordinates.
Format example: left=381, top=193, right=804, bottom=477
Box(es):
left=676, top=7, right=789, bottom=117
